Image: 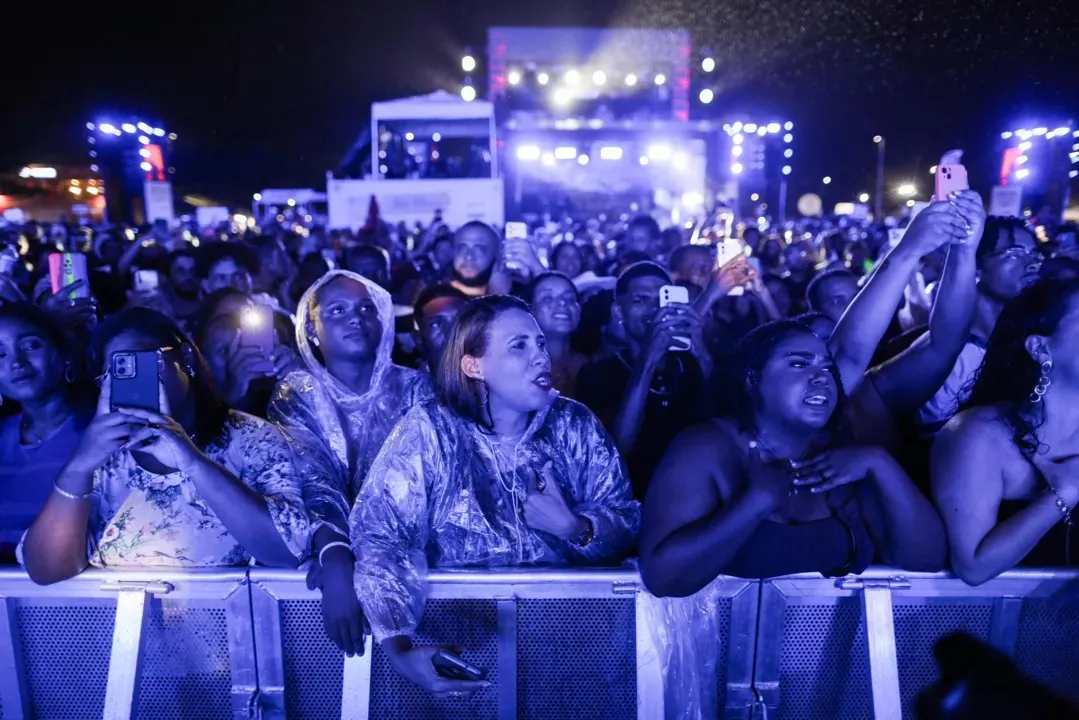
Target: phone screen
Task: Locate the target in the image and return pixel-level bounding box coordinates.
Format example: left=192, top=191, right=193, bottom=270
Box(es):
left=659, top=285, right=692, bottom=352
left=505, top=222, right=528, bottom=240
left=240, top=305, right=275, bottom=374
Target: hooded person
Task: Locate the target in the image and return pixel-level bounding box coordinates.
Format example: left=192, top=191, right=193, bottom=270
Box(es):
left=269, top=269, right=433, bottom=657
left=349, top=295, right=639, bottom=697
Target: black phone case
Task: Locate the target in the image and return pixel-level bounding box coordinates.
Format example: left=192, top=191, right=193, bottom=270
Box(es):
left=432, top=653, right=485, bottom=681
left=110, top=351, right=160, bottom=412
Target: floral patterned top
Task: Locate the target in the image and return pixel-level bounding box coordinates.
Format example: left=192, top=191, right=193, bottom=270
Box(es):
left=88, top=411, right=309, bottom=567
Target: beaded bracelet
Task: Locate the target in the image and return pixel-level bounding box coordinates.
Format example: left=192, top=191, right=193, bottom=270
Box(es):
left=53, top=483, right=93, bottom=501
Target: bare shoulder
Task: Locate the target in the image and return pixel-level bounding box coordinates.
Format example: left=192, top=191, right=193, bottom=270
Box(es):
left=932, top=405, right=1011, bottom=495
left=936, top=405, right=1012, bottom=450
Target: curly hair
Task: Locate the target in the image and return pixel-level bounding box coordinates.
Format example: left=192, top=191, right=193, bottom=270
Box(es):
left=962, top=278, right=1079, bottom=459
left=717, top=319, right=850, bottom=445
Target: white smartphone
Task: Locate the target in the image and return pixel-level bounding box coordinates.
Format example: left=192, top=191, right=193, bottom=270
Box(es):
left=134, top=269, right=160, bottom=292
left=716, top=239, right=746, bottom=296
left=659, top=285, right=692, bottom=352
left=505, top=222, right=528, bottom=240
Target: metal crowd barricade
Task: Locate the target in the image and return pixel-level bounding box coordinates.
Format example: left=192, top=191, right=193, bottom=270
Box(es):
left=1, top=566, right=1078, bottom=719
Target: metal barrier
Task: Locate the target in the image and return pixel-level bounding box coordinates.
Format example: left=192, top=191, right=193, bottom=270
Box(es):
left=0, top=566, right=1077, bottom=719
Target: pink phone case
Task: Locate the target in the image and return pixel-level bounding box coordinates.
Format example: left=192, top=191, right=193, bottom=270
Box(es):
left=935, top=164, right=969, bottom=202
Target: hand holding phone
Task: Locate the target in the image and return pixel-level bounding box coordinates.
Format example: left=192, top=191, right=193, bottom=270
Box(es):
left=48, top=253, right=91, bottom=300
left=935, top=150, right=969, bottom=202
left=110, top=351, right=161, bottom=413
left=134, top=269, right=160, bottom=293
left=239, top=305, right=275, bottom=375
left=431, top=650, right=487, bottom=682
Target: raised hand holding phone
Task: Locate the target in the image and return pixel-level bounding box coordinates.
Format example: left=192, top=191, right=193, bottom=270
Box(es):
left=117, top=380, right=201, bottom=474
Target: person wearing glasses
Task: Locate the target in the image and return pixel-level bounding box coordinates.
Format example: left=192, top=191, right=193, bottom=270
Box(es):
left=21, top=308, right=308, bottom=584
left=917, top=217, right=1042, bottom=433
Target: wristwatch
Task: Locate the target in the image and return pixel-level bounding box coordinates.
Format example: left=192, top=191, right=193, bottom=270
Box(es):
left=572, top=515, right=595, bottom=547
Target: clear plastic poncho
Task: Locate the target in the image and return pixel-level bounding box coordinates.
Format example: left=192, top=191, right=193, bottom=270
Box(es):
left=269, top=270, right=434, bottom=542
left=350, top=394, right=640, bottom=641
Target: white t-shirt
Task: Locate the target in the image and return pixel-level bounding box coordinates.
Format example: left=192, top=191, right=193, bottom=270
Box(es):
left=917, top=341, right=986, bottom=431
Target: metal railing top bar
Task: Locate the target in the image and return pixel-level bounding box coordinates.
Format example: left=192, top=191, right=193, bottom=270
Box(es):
left=769, top=565, right=1079, bottom=599
left=0, top=568, right=249, bottom=601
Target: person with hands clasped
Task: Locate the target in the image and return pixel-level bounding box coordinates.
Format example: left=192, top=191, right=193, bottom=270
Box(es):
left=351, top=295, right=637, bottom=698
left=577, top=262, right=716, bottom=500
left=21, top=308, right=309, bottom=585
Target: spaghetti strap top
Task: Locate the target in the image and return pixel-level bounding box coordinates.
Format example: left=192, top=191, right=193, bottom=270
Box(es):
left=714, top=421, right=877, bottom=579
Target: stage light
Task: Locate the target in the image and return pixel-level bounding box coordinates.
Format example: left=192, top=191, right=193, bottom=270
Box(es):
left=732, top=163, right=744, bottom=175
left=90, top=164, right=99, bottom=172
left=896, top=183, right=917, bottom=197
left=732, top=146, right=743, bottom=157
left=873, top=135, right=883, bottom=144
left=99, top=123, right=116, bottom=135
left=682, top=191, right=704, bottom=206
left=592, top=70, right=606, bottom=86
left=139, top=162, right=152, bottom=172
left=1033, top=127, right=1048, bottom=136
left=565, top=69, right=580, bottom=86
left=673, top=153, right=688, bottom=170
left=699, top=89, right=714, bottom=104
left=767, top=123, right=781, bottom=134
left=823, top=177, right=832, bottom=185
left=702, top=57, right=715, bottom=73
left=554, top=146, right=577, bottom=160
left=462, top=55, right=476, bottom=72
left=405, top=132, right=415, bottom=141
left=153, top=128, right=165, bottom=137
left=537, top=73, right=549, bottom=86
left=1016, top=168, right=1030, bottom=179
left=137, top=122, right=152, bottom=134
left=784, top=133, right=793, bottom=143
left=1001, top=131, right=1013, bottom=139
left=654, top=74, right=666, bottom=86
left=552, top=87, right=573, bottom=106
left=168, top=133, right=178, bottom=141
left=1020, top=141, right=1032, bottom=151
left=508, top=70, right=521, bottom=86
left=930, top=166, right=937, bottom=174
left=138, top=136, right=149, bottom=144
left=731, top=121, right=743, bottom=133
left=744, top=123, right=758, bottom=133
left=785, top=122, right=794, bottom=131
left=287, top=198, right=297, bottom=207
left=1071, top=170, right=1078, bottom=178
left=139, top=148, right=150, bottom=158
left=253, top=193, right=262, bottom=201
left=781, top=165, right=792, bottom=175
left=784, top=149, right=793, bottom=158
left=432, top=133, right=442, bottom=142
left=122, top=123, right=136, bottom=133
left=599, top=147, right=623, bottom=161
left=541, top=153, right=556, bottom=167
left=648, top=144, right=672, bottom=161
left=85, top=122, right=95, bottom=130
left=625, top=74, right=637, bottom=86
left=639, top=156, right=649, bottom=166
left=906, top=199, right=916, bottom=207
left=578, top=154, right=589, bottom=165
left=859, top=193, right=870, bottom=203
left=757, top=126, right=767, bottom=136
left=732, top=134, right=744, bottom=144
left=1018, top=155, right=1028, bottom=164
left=517, top=146, right=541, bottom=161
left=461, top=85, right=476, bottom=102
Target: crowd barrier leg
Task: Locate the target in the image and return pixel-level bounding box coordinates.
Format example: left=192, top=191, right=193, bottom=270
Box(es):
left=496, top=598, right=518, bottom=720
left=987, top=596, right=1023, bottom=654
left=226, top=576, right=261, bottom=720
left=341, top=646, right=372, bottom=720
left=102, top=582, right=155, bottom=719
left=751, top=581, right=785, bottom=717
left=250, top=578, right=288, bottom=719
left=634, top=591, right=664, bottom=719
left=0, top=595, right=30, bottom=719
left=723, top=583, right=761, bottom=720
left=846, top=578, right=904, bottom=720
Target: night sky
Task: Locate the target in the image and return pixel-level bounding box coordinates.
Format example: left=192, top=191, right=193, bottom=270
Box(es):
left=3, top=0, right=1077, bottom=208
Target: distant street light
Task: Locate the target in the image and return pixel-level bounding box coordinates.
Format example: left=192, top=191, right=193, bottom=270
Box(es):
left=859, top=193, right=870, bottom=203
left=896, top=183, right=918, bottom=197
left=823, top=176, right=832, bottom=185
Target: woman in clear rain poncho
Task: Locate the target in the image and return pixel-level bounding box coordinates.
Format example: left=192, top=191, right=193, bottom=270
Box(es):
left=269, top=269, right=433, bottom=656
left=351, top=295, right=639, bottom=698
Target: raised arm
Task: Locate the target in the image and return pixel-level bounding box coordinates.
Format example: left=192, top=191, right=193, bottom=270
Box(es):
left=869, top=192, right=983, bottom=412
left=931, top=413, right=1077, bottom=586
left=829, top=201, right=968, bottom=394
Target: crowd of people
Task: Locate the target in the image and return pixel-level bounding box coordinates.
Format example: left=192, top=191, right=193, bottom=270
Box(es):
left=0, top=193, right=1076, bottom=702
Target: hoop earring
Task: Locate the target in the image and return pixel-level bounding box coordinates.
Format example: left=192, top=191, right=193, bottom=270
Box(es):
left=64, top=362, right=75, bottom=384
left=1030, top=360, right=1053, bottom=403
left=185, top=360, right=197, bottom=378
left=308, top=335, right=320, bottom=347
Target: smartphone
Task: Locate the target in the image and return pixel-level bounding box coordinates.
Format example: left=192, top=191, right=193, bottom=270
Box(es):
left=659, top=285, right=692, bottom=352
left=134, top=269, right=159, bottom=293
left=935, top=150, right=969, bottom=202
left=110, top=351, right=160, bottom=412
left=48, top=253, right=91, bottom=299
left=716, top=239, right=746, bottom=297
left=240, top=305, right=275, bottom=374
left=505, top=222, right=528, bottom=240
left=431, top=651, right=486, bottom=682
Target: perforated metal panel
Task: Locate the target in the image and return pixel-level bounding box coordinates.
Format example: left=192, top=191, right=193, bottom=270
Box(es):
left=370, top=600, right=499, bottom=720
left=280, top=600, right=345, bottom=720
left=135, top=599, right=233, bottom=720
left=1014, top=600, right=1079, bottom=702
left=16, top=599, right=115, bottom=720
left=713, top=597, right=733, bottom=712
left=516, top=598, right=636, bottom=720
left=777, top=599, right=871, bottom=720
left=893, top=601, right=992, bottom=719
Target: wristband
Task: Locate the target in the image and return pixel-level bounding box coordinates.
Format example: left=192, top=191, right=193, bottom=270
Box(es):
left=318, top=541, right=352, bottom=567
left=53, top=483, right=93, bottom=501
